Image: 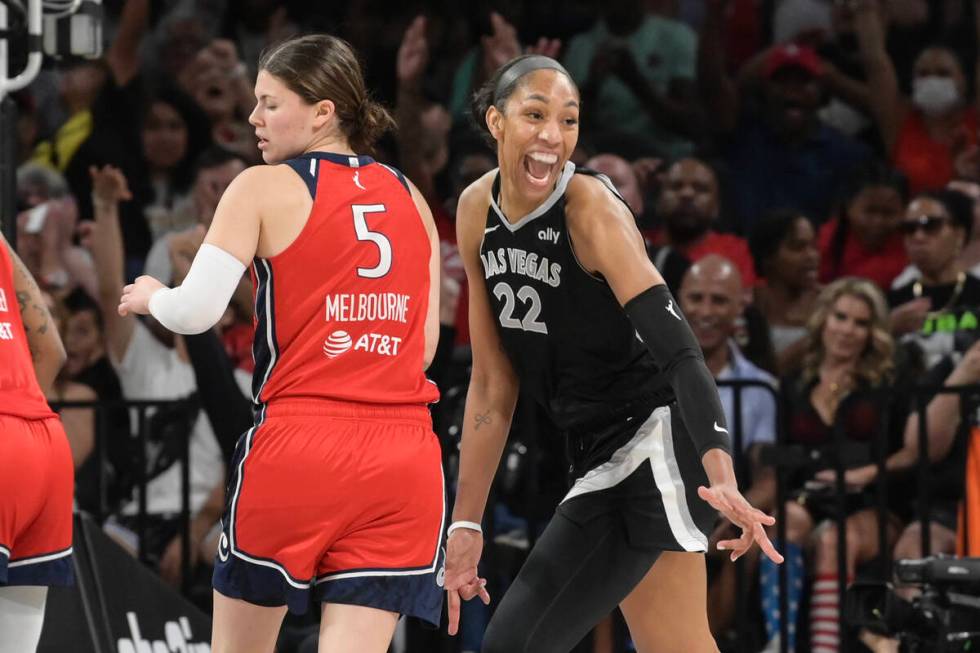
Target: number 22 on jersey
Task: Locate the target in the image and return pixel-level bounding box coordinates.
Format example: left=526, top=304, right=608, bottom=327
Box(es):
left=493, top=282, right=548, bottom=334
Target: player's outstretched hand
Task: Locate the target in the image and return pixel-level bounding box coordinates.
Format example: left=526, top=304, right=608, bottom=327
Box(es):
left=444, top=527, right=490, bottom=636
left=119, top=275, right=165, bottom=316
left=698, top=483, right=784, bottom=564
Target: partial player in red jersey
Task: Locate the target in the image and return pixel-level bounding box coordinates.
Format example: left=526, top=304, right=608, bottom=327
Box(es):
left=117, top=35, right=443, bottom=653
left=0, top=232, right=73, bottom=653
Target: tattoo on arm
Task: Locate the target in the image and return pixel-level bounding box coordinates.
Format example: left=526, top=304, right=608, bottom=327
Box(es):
left=10, top=248, right=51, bottom=357
left=474, top=410, right=492, bottom=430
left=16, top=290, right=28, bottom=325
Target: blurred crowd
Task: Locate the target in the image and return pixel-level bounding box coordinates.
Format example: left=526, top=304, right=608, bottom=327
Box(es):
left=9, top=0, right=980, bottom=652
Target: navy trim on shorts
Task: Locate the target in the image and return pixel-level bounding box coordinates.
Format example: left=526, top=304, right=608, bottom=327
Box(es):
left=214, top=406, right=315, bottom=613
left=313, top=552, right=445, bottom=628
left=1, top=545, right=74, bottom=587
left=213, top=417, right=448, bottom=621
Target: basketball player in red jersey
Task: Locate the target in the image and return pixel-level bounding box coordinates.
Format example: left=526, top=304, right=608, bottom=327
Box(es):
left=0, top=232, right=73, bottom=653
left=117, top=35, right=446, bottom=653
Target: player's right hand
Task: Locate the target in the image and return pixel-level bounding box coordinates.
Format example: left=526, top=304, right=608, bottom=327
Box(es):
left=444, top=527, right=490, bottom=636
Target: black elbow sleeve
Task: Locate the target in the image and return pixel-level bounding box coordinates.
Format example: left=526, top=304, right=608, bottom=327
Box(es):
left=624, top=284, right=731, bottom=457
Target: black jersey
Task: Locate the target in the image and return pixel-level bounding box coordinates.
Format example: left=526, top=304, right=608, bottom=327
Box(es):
left=480, top=162, right=673, bottom=430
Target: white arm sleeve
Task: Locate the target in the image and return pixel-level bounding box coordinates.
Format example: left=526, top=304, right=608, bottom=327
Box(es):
left=148, top=243, right=246, bottom=335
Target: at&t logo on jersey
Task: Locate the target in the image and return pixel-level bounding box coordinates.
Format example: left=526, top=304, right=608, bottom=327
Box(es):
left=323, top=330, right=403, bottom=358
left=323, top=330, right=353, bottom=357
left=353, top=333, right=402, bottom=356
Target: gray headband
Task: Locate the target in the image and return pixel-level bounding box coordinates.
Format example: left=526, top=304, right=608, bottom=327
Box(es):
left=492, top=56, right=570, bottom=107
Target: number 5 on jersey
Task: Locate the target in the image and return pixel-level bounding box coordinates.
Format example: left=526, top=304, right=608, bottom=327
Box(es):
left=353, top=204, right=391, bottom=278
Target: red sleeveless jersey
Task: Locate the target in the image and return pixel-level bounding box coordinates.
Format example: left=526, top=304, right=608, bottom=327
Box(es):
left=250, top=153, right=439, bottom=406
left=0, top=242, right=54, bottom=419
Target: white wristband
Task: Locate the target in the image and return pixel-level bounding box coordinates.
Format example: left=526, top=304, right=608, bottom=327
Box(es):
left=447, top=521, right=482, bottom=537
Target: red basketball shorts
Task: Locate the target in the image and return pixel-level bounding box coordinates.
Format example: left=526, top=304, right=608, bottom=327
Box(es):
left=0, top=414, right=74, bottom=586
left=212, top=399, right=445, bottom=625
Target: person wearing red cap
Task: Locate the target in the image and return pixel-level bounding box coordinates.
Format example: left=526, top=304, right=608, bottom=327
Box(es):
left=764, top=43, right=824, bottom=79
left=854, top=0, right=979, bottom=195
left=699, top=1, right=871, bottom=235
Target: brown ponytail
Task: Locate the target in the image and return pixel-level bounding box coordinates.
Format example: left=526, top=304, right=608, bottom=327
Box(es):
left=258, top=34, right=395, bottom=152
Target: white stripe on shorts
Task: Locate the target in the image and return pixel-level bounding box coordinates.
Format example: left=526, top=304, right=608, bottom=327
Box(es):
left=560, top=406, right=707, bottom=551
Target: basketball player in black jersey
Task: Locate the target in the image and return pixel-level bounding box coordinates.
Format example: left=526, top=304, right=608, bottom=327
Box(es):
left=444, top=55, right=783, bottom=652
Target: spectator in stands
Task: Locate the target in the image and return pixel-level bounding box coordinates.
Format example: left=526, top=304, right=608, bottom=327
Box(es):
left=811, top=0, right=878, bottom=144
left=699, top=0, right=871, bottom=232
left=218, top=0, right=300, bottom=78
left=777, top=278, right=901, bottom=653
left=29, top=0, right=150, bottom=176
left=678, top=255, right=777, bottom=639
left=948, top=178, right=980, bottom=273
left=888, top=190, right=980, bottom=370
left=15, top=164, right=97, bottom=299
left=819, top=162, right=909, bottom=290
left=51, top=287, right=134, bottom=514
left=750, top=209, right=821, bottom=372
left=447, top=11, right=561, bottom=126
left=869, top=339, right=980, bottom=582
left=177, top=39, right=260, bottom=162
left=564, top=0, right=701, bottom=159
left=46, top=300, right=96, bottom=472
left=653, top=157, right=756, bottom=285
left=396, top=16, right=455, bottom=210
left=85, top=164, right=224, bottom=570
left=854, top=0, right=979, bottom=195
left=587, top=152, right=691, bottom=293
left=141, top=146, right=248, bottom=285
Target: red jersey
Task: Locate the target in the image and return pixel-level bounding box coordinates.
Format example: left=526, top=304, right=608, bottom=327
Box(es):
left=892, top=107, right=978, bottom=195
left=251, top=153, right=439, bottom=406
left=0, top=242, right=54, bottom=419
left=647, top=228, right=757, bottom=287
left=817, top=217, right=908, bottom=289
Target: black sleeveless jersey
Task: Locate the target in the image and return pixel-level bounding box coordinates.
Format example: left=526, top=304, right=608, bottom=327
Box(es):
left=480, top=162, right=674, bottom=430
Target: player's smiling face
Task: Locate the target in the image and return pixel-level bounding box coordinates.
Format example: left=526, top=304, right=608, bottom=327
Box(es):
left=488, top=69, right=580, bottom=205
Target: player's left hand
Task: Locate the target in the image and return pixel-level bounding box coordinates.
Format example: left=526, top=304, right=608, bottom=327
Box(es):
left=444, top=528, right=490, bottom=636
left=698, top=482, right=784, bottom=564
left=119, top=275, right=166, bottom=316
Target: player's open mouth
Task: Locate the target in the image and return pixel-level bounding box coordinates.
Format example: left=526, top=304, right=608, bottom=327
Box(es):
left=523, top=151, right=558, bottom=187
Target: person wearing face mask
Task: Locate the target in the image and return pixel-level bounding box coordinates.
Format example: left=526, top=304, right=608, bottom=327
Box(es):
left=854, top=0, right=979, bottom=194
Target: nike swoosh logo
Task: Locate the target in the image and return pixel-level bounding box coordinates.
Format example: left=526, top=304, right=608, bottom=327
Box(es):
left=484, top=225, right=500, bottom=234
left=713, top=422, right=729, bottom=434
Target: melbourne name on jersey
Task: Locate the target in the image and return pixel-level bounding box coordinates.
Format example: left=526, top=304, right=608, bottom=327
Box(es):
left=325, top=292, right=411, bottom=324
